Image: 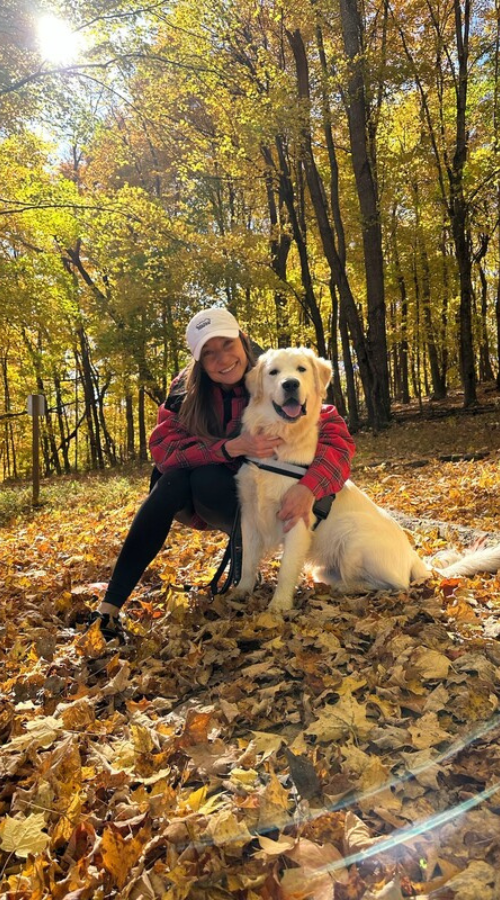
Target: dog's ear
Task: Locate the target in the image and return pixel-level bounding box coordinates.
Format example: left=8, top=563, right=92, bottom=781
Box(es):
left=313, top=356, right=333, bottom=396
left=245, top=358, right=265, bottom=401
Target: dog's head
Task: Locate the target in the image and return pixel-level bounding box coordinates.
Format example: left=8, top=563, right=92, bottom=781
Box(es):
left=245, top=348, right=332, bottom=426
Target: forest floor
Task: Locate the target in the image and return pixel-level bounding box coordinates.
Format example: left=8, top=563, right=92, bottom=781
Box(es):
left=1, top=393, right=500, bottom=899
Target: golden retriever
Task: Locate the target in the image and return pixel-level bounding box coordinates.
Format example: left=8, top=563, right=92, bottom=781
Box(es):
left=234, top=348, right=500, bottom=612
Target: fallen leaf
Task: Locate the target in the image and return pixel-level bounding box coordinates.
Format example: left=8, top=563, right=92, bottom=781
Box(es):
left=408, top=711, right=451, bottom=749
left=409, top=648, right=450, bottom=680
left=344, top=811, right=381, bottom=853
left=445, top=860, right=497, bottom=899
left=0, top=813, right=49, bottom=857
left=100, top=825, right=145, bottom=889
left=306, top=693, right=372, bottom=742
left=205, top=808, right=253, bottom=849
left=258, top=833, right=296, bottom=855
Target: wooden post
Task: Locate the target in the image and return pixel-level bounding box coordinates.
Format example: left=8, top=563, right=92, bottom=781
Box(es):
left=27, top=394, right=46, bottom=507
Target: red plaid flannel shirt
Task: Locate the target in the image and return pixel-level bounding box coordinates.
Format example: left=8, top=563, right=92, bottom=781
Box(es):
left=149, top=377, right=355, bottom=501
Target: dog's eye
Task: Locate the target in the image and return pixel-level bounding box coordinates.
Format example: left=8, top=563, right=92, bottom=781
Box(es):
left=269, top=368, right=279, bottom=376
left=297, top=365, right=307, bottom=373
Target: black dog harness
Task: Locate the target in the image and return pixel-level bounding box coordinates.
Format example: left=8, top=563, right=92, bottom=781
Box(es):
left=210, top=458, right=335, bottom=595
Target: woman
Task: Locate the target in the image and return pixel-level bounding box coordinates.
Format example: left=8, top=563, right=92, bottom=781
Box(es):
left=88, top=307, right=355, bottom=641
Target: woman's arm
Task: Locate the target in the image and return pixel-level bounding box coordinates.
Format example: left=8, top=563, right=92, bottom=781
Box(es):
left=298, top=405, right=355, bottom=499
left=149, top=405, right=230, bottom=471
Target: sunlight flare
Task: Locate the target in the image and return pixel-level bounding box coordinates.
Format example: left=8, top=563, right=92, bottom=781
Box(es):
left=36, top=14, right=85, bottom=65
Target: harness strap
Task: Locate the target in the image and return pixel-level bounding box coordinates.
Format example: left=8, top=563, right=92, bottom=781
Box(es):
left=245, top=456, right=308, bottom=478
left=244, top=457, right=335, bottom=531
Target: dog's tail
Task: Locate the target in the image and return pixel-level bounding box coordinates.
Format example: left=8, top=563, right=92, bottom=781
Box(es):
left=436, top=542, right=500, bottom=578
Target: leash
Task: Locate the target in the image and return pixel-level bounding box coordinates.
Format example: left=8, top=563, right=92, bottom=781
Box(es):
left=210, top=505, right=243, bottom=595
left=210, top=458, right=335, bottom=595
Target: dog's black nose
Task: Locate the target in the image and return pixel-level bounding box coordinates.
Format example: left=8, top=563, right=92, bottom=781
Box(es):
left=282, top=378, right=300, bottom=394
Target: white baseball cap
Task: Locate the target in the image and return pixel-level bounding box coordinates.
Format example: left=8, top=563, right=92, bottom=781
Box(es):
left=186, top=307, right=240, bottom=360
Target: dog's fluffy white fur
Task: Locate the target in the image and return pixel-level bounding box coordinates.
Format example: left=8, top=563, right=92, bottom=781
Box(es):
left=234, top=347, right=500, bottom=613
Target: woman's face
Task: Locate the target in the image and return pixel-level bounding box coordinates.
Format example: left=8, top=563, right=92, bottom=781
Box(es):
left=200, top=335, right=248, bottom=387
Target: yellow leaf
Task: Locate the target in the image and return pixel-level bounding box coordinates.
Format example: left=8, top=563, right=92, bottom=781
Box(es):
left=0, top=813, right=49, bottom=858
left=230, top=766, right=259, bottom=787
left=59, top=698, right=96, bottom=732
left=205, top=809, right=253, bottom=849
left=100, top=826, right=144, bottom=890
left=8, top=716, right=62, bottom=751
left=131, top=723, right=155, bottom=755
left=199, top=792, right=227, bottom=815
left=250, top=731, right=284, bottom=757
left=178, top=707, right=214, bottom=747
left=102, top=660, right=131, bottom=695
left=254, top=611, right=283, bottom=630
left=51, top=792, right=82, bottom=846
left=258, top=769, right=291, bottom=831
left=182, top=784, right=207, bottom=811
left=337, top=675, right=367, bottom=695
left=306, top=693, right=372, bottom=742
left=75, top=619, right=107, bottom=657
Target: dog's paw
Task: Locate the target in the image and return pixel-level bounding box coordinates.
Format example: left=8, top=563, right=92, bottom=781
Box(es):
left=268, top=594, right=293, bottom=614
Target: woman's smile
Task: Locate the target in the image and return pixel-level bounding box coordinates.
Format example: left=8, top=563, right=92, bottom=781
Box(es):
left=201, top=336, right=248, bottom=385
left=220, top=360, right=239, bottom=375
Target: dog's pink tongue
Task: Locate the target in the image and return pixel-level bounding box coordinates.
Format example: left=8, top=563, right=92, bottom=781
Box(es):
left=283, top=401, right=302, bottom=418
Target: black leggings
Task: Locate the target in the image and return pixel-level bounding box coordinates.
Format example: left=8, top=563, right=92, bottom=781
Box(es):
left=104, top=465, right=238, bottom=609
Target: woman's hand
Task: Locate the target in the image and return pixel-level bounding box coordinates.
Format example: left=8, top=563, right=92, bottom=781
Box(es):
left=277, top=484, right=315, bottom=533
left=225, top=432, right=283, bottom=459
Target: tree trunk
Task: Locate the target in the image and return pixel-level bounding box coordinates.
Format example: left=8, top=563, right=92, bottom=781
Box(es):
left=263, top=155, right=292, bottom=346
left=338, top=0, right=391, bottom=421
left=339, top=308, right=359, bottom=431
left=474, top=235, right=495, bottom=382
left=438, top=228, right=451, bottom=392
left=76, top=326, right=104, bottom=470
left=478, top=261, right=495, bottom=381
left=138, top=385, right=148, bottom=462
left=495, top=4, right=500, bottom=390
left=1, top=353, right=17, bottom=480
left=126, top=392, right=135, bottom=460
left=97, top=377, right=116, bottom=466
left=287, top=28, right=387, bottom=429
left=418, top=237, right=446, bottom=399
left=270, top=138, right=327, bottom=356
left=448, top=0, right=476, bottom=405
left=314, top=22, right=346, bottom=265
left=328, top=285, right=347, bottom=418
left=53, top=371, right=71, bottom=473
left=65, top=239, right=164, bottom=404
left=390, top=205, right=410, bottom=404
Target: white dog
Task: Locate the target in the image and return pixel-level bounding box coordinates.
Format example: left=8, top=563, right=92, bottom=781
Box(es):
left=234, top=347, right=500, bottom=613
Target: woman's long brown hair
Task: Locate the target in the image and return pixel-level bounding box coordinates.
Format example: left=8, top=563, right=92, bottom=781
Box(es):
left=178, top=332, right=256, bottom=440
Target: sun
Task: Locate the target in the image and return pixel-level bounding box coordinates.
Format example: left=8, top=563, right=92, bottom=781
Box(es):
left=37, top=14, right=85, bottom=65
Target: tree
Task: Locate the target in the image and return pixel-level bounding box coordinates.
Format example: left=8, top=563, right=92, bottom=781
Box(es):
left=338, top=0, right=391, bottom=421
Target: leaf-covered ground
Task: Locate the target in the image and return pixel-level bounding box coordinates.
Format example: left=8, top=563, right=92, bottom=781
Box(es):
left=1, top=409, right=500, bottom=899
